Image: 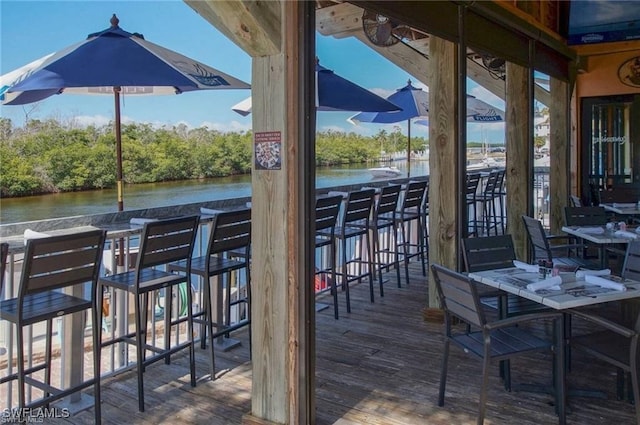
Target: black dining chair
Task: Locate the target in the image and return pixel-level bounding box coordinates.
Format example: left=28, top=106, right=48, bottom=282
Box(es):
left=0, top=230, right=106, bottom=424
left=522, top=215, right=597, bottom=269
left=569, top=240, right=640, bottom=425
left=430, top=263, right=563, bottom=425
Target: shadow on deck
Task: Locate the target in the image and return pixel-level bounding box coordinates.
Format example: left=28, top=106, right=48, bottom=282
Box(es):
left=59, top=261, right=636, bottom=424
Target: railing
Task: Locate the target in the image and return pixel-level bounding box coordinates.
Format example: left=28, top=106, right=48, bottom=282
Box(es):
left=0, top=167, right=551, bottom=411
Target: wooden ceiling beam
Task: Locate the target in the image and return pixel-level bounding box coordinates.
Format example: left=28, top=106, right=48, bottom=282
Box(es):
left=317, top=2, right=552, bottom=105
left=352, top=34, right=432, bottom=85
left=186, top=0, right=281, bottom=57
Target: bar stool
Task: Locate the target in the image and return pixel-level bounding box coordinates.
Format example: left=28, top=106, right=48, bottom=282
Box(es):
left=99, top=216, right=199, bottom=412
left=0, top=242, right=7, bottom=293
left=168, top=208, right=251, bottom=379
left=466, top=173, right=482, bottom=236
left=396, top=180, right=428, bottom=285
left=0, top=230, right=106, bottom=423
left=334, top=189, right=376, bottom=313
left=475, top=170, right=502, bottom=236
left=314, top=195, right=343, bottom=319
left=368, top=184, right=402, bottom=296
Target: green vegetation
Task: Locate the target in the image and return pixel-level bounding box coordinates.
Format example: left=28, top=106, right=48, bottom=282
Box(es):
left=0, top=117, right=428, bottom=198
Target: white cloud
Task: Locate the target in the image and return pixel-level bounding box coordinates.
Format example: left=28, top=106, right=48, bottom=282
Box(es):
left=72, top=114, right=112, bottom=127
left=198, top=120, right=251, bottom=133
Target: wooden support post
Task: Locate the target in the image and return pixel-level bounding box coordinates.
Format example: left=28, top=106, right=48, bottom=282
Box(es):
left=426, top=35, right=458, bottom=314
left=549, top=78, right=569, bottom=235
left=241, top=2, right=313, bottom=424
left=506, top=62, right=533, bottom=260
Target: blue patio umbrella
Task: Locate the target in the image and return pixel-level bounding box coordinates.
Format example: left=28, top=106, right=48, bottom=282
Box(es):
left=349, top=80, right=427, bottom=177
left=231, top=62, right=401, bottom=115
left=349, top=80, right=504, bottom=176
left=0, top=14, right=250, bottom=211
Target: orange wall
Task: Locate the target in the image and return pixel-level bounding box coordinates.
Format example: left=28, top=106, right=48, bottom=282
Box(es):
left=576, top=50, right=640, bottom=98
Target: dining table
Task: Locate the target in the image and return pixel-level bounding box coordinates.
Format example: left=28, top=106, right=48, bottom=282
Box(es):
left=561, top=224, right=635, bottom=268
left=601, top=202, right=640, bottom=216
left=469, top=266, right=640, bottom=425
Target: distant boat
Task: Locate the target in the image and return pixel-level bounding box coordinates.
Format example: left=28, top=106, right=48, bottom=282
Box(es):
left=467, top=156, right=505, bottom=170
left=369, top=166, right=403, bottom=179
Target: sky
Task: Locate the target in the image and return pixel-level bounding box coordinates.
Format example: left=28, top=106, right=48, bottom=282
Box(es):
left=0, top=0, right=507, bottom=144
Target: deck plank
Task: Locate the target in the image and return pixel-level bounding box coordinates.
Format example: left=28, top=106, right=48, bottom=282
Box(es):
left=40, top=261, right=638, bottom=424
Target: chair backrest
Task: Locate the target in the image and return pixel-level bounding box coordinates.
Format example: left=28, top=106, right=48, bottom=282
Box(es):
left=569, top=195, right=583, bottom=207
left=482, top=171, right=500, bottom=196
left=315, top=195, right=343, bottom=234
left=137, top=215, right=199, bottom=271
left=461, top=235, right=516, bottom=272
left=19, top=229, right=106, bottom=298
left=621, top=240, right=640, bottom=281
left=206, top=208, right=252, bottom=257
left=620, top=241, right=640, bottom=332
left=0, top=242, right=8, bottom=294
left=521, top=215, right=552, bottom=261
left=466, top=173, right=481, bottom=200
left=431, top=263, right=486, bottom=329
left=342, top=189, right=375, bottom=227
left=401, top=181, right=427, bottom=211
left=563, top=206, right=607, bottom=226
left=375, top=184, right=402, bottom=218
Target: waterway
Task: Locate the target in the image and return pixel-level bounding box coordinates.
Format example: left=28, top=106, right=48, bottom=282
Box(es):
left=0, top=161, right=430, bottom=224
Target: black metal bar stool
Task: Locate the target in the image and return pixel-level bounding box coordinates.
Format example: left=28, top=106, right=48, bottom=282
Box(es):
left=396, top=180, right=428, bottom=285
left=168, top=208, right=251, bottom=379
left=368, top=184, right=402, bottom=296
left=314, top=195, right=343, bottom=319
left=334, top=189, right=375, bottom=313
left=98, top=216, right=199, bottom=412
left=0, top=230, right=106, bottom=423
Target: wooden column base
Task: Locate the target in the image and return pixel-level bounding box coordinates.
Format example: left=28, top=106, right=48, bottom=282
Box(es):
left=242, top=413, right=284, bottom=425
left=423, top=307, right=444, bottom=323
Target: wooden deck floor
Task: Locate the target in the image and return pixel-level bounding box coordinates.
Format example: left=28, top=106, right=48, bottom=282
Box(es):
left=56, top=261, right=637, bottom=425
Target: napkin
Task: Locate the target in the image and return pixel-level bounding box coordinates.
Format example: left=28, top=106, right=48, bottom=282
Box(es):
left=613, top=203, right=636, bottom=208
left=526, top=276, right=562, bottom=292
left=513, top=260, right=539, bottom=273
left=577, top=226, right=605, bottom=234
left=585, top=274, right=626, bottom=291
left=576, top=269, right=611, bottom=279
left=200, top=207, right=224, bottom=216
left=23, top=229, right=50, bottom=245
left=615, top=230, right=638, bottom=239
left=130, top=217, right=158, bottom=226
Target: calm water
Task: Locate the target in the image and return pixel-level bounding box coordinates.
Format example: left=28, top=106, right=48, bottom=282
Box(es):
left=0, top=161, right=430, bottom=224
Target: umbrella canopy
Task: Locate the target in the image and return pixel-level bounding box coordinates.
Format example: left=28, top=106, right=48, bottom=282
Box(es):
left=349, top=80, right=504, bottom=176
left=231, top=63, right=400, bottom=115
left=0, top=14, right=250, bottom=210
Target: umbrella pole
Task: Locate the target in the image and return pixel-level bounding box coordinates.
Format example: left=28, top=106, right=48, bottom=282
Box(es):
left=407, top=119, right=411, bottom=177
left=114, top=87, right=125, bottom=269
left=114, top=87, right=124, bottom=212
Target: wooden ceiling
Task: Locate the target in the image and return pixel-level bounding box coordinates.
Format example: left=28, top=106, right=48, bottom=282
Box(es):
left=315, top=1, right=552, bottom=105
